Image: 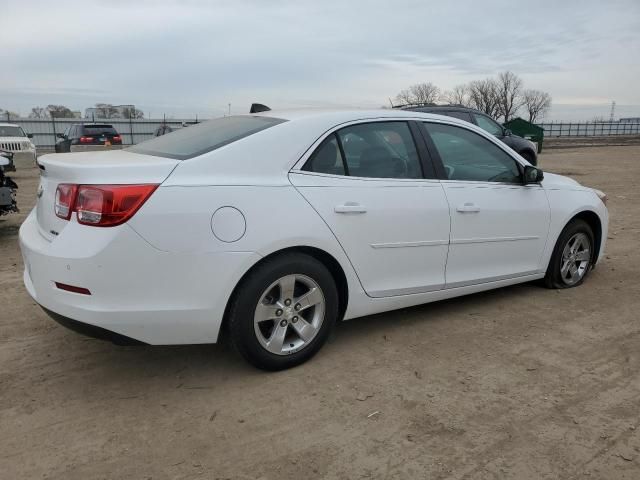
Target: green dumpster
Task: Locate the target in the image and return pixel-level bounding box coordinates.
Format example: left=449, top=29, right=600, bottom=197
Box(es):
left=504, top=117, right=544, bottom=153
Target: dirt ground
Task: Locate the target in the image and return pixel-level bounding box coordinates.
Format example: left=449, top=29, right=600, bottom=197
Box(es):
left=1, top=146, right=639, bottom=480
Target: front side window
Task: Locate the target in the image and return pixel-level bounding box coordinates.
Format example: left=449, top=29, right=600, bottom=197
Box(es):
left=472, top=113, right=503, bottom=136
left=303, top=121, right=422, bottom=179
left=425, top=123, right=521, bottom=183
left=128, top=115, right=286, bottom=160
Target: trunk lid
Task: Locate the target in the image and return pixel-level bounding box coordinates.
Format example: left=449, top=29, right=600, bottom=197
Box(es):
left=35, top=149, right=179, bottom=241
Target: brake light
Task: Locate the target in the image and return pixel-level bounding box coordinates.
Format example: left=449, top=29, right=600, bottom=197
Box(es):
left=79, top=136, right=93, bottom=144
left=112, top=135, right=122, bottom=143
left=54, top=184, right=158, bottom=226
left=54, top=184, right=77, bottom=220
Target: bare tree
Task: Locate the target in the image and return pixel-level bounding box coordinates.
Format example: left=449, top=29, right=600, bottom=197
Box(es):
left=0, top=108, right=20, bottom=120
left=442, top=84, right=470, bottom=106
left=121, top=106, right=144, bottom=119
left=467, top=79, right=500, bottom=118
left=395, top=82, right=440, bottom=106
left=29, top=106, right=48, bottom=119
left=46, top=104, right=75, bottom=118
left=94, top=103, right=119, bottom=119
left=495, top=71, right=524, bottom=122
left=522, top=89, right=551, bottom=123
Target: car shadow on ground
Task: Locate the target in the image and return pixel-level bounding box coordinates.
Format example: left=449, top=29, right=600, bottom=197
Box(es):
left=48, top=281, right=541, bottom=383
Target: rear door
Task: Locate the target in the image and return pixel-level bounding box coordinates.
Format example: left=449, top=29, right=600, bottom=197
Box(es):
left=290, top=120, right=450, bottom=297
left=420, top=121, right=550, bottom=287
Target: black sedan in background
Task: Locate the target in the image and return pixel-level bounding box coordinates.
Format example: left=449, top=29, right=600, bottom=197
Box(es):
left=55, top=124, right=122, bottom=153
left=401, top=105, right=538, bottom=165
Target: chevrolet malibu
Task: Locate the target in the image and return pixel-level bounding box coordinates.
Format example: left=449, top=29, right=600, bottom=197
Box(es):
left=19, top=110, right=608, bottom=370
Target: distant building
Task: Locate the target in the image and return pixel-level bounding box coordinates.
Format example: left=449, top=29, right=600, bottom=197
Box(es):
left=620, top=117, right=640, bottom=123
left=84, top=104, right=136, bottom=120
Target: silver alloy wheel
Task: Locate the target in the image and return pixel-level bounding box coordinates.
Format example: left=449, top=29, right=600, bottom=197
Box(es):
left=253, top=274, right=325, bottom=355
left=560, top=232, right=591, bottom=286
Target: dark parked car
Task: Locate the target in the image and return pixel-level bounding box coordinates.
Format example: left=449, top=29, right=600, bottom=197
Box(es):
left=400, top=105, right=538, bottom=165
left=55, top=124, right=122, bottom=153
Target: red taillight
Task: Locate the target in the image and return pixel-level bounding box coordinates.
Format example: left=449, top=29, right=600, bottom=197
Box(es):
left=112, top=135, right=122, bottom=143
left=54, top=184, right=77, bottom=220
left=54, top=184, right=158, bottom=227
left=79, top=136, right=93, bottom=144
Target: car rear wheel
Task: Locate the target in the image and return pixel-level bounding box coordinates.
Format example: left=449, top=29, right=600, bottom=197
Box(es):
left=544, top=219, right=594, bottom=289
left=228, top=253, right=338, bottom=370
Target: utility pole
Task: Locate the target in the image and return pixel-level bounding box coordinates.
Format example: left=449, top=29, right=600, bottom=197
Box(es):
left=228, top=103, right=231, bottom=116
left=609, top=101, right=616, bottom=122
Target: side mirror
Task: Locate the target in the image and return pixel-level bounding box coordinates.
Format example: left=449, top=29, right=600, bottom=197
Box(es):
left=523, top=165, right=543, bottom=184
left=503, top=128, right=512, bottom=136
left=27, top=133, right=33, bottom=139
left=56, top=133, right=65, bottom=139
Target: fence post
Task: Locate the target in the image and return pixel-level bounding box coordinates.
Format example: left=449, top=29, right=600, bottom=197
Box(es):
left=129, top=113, right=134, bottom=145
left=51, top=115, right=57, bottom=148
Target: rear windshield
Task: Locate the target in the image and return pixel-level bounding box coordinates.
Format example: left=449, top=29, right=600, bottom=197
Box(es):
left=127, top=115, right=287, bottom=160
left=82, top=125, right=118, bottom=135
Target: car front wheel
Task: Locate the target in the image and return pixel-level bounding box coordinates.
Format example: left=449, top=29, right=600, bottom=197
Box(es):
left=228, top=253, right=338, bottom=370
left=544, top=219, right=595, bottom=289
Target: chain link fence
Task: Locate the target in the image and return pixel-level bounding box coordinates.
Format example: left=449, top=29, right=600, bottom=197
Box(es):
left=3, top=116, right=201, bottom=148
left=537, top=121, right=640, bottom=137
left=4, top=114, right=640, bottom=146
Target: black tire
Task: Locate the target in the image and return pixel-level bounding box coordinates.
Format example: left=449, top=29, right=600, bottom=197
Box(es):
left=544, top=219, right=595, bottom=289
left=227, top=253, right=339, bottom=371
left=520, top=150, right=537, bottom=166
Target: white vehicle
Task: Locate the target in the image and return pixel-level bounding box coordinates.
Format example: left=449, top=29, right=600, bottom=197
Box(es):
left=0, top=123, right=37, bottom=170
left=19, top=110, right=608, bottom=370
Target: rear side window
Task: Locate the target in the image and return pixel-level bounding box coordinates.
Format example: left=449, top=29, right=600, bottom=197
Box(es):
left=443, top=111, right=473, bottom=122
left=305, top=136, right=346, bottom=175
left=303, top=121, right=422, bottom=179
left=128, top=115, right=286, bottom=160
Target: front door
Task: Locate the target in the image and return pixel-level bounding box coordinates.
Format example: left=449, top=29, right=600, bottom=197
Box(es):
left=290, top=121, right=450, bottom=297
left=422, top=121, right=550, bottom=287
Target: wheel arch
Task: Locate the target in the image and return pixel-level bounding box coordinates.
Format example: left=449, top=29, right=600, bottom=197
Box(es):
left=568, top=210, right=603, bottom=262
left=220, top=245, right=349, bottom=337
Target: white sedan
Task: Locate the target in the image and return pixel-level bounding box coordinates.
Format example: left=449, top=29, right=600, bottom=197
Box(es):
left=19, top=109, right=608, bottom=370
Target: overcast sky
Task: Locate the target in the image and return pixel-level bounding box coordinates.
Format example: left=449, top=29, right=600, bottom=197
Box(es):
left=1, top=0, right=639, bottom=120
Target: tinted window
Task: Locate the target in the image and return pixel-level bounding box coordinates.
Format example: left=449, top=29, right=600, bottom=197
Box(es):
left=425, top=123, right=521, bottom=183
left=304, top=135, right=345, bottom=175
left=0, top=126, right=25, bottom=137
left=472, top=114, right=503, bottom=136
left=337, top=122, right=421, bottom=179
left=128, top=115, right=286, bottom=160
left=83, top=125, right=118, bottom=135
left=443, top=111, right=472, bottom=122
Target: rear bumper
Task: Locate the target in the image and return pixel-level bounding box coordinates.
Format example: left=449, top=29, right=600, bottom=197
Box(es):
left=19, top=209, right=260, bottom=344
left=42, top=307, right=146, bottom=345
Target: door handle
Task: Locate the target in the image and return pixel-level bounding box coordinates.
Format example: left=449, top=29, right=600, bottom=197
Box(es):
left=334, top=202, right=367, bottom=214
left=456, top=203, right=480, bottom=213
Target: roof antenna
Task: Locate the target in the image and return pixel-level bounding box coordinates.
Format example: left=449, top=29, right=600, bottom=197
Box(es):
left=250, top=103, right=271, bottom=113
